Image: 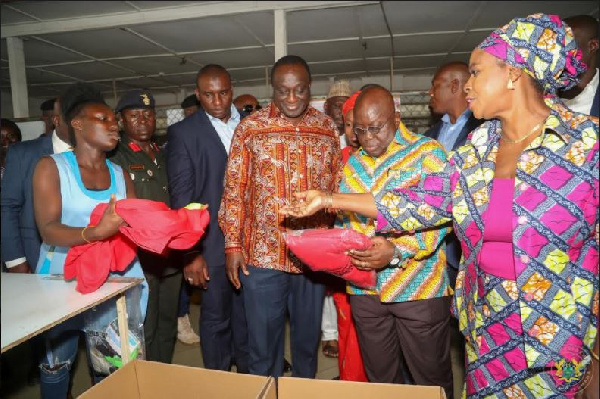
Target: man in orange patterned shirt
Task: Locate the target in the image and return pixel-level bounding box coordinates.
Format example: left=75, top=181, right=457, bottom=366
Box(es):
left=219, top=55, right=341, bottom=378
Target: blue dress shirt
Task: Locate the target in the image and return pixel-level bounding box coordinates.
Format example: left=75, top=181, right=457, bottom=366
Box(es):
left=437, top=109, right=472, bottom=152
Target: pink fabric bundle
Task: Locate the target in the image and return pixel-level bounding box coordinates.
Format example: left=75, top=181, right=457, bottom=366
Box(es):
left=284, top=228, right=376, bottom=288
left=65, top=199, right=209, bottom=293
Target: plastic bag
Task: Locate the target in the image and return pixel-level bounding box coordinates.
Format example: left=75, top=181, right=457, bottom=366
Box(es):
left=83, top=284, right=145, bottom=376
left=284, top=228, right=376, bottom=289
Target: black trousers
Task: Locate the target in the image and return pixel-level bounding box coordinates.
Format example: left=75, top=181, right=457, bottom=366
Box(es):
left=140, top=251, right=182, bottom=364
left=351, top=295, right=454, bottom=399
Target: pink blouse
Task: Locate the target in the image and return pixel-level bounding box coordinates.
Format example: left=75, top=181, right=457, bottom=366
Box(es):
left=480, top=178, right=517, bottom=279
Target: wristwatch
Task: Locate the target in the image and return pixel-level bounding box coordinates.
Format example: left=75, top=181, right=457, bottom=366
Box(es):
left=389, top=244, right=402, bottom=266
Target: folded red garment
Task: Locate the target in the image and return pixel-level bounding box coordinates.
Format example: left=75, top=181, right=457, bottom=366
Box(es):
left=65, top=199, right=209, bottom=294
left=284, top=229, right=376, bottom=289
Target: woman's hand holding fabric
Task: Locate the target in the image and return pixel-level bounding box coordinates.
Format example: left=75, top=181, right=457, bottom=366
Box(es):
left=89, top=194, right=124, bottom=241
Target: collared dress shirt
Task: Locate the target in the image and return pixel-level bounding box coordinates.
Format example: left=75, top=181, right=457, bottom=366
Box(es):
left=219, top=103, right=341, bottom=273
left=438, top=109, right=473, bottom=152
left=205, top=104, right=241, bottom=154
left=52, top=130, right=71, bottom=154
left=337, top=124, right=451, bottom=302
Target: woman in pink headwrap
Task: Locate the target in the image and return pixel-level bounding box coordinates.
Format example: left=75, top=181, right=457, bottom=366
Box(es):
left=283, top=14, right=599, bottom=398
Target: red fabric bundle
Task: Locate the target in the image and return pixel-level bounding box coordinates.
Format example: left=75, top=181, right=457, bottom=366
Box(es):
left=65, top=199, right=209, bottom=293
left=284, top=228, right=376, bottom=288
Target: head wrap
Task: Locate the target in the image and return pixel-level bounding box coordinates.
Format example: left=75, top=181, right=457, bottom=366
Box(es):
left=342, top=91, right=361, bottom=118
left=327, top=80, right=352, bottom=99
left=477, top=13, right=586, bottom=95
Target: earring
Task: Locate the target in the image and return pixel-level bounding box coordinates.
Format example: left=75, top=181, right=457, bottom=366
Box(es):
left=507, top=79, right=514, bottom=90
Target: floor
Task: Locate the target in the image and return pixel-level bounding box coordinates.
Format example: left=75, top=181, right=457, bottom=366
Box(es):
left=1, top=291, right=465, bottom=398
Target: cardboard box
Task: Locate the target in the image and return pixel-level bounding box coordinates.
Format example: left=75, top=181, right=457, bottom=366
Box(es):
left=277, top=377, right=446, bottom=399
left=80, top=360, right=276, bottom=399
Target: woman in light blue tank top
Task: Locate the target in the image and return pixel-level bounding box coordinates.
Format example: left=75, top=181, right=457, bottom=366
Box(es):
left=32, top=86, right=148, bottom=399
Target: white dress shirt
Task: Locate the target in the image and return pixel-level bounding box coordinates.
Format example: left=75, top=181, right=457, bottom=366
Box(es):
left=52, top=130, right=72, bottom=153
left=563, top=68, right=599, bottom=115
left=205, top=105, right=241, bottom=155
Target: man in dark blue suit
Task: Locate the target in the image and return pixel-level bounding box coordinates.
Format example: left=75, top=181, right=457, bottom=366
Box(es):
left=1, top=98, right=71, bottom=388
left=166, top=64, right=249, bottom=373
left=425, top=61, right=483, bottom=288
left=1, top=98, right=71, bottom=273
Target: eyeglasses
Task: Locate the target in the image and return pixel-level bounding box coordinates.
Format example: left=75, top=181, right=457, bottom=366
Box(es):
left=243, top=104, right=263, bottom=113
left=353, top=113, right=395, bottom=137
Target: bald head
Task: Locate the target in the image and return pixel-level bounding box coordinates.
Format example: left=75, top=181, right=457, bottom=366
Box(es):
left=436, top=62, right=470, bottom=85
left=355, top=86, right=395, bottom=119
left=429, top=61, right=470, bottom=122
left=233, top=94, right=259, bottom=113
left=354, top=87, right=396, bottom=157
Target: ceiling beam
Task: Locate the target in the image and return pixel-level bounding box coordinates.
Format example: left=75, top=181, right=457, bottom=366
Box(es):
left=5, top=52, right=468, bottom=88
left=2, top=4, right=42, bottom=22
left=1, top=1, right=377, bottom=38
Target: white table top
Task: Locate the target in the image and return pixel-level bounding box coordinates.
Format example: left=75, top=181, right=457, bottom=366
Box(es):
left=1, top=274, right=142, bottom=353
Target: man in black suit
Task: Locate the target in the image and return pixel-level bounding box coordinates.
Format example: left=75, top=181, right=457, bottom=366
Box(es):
left=2, top=98, right=70, bottom=274
left=425, top=61, right=482, bottom=287
left=166, top=64, right=249, bottom=373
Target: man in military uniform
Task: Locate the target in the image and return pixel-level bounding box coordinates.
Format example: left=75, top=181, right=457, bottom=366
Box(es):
left=110, top=89, right=181, bottom=363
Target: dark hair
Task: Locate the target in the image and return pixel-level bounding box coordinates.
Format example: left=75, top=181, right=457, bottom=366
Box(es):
left=40, top=98, right=56, bottom=112
left=1, top=118, right=22, bottom=141
left=270, top=55, right=311, bottom=85
left=181, top=94, right=200, bottom=109
left=359, top=83, right=383, bottom=91
left=60, top=83, right=106, bottom=147
left=196, top=64, right=231, bottom=85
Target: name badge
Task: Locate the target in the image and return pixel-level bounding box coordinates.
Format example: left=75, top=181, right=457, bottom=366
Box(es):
left=130, top=164, right=145, bottom=171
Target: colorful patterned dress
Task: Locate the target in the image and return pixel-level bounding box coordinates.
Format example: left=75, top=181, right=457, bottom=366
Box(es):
left=376, top=104, right=599, bottom=398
